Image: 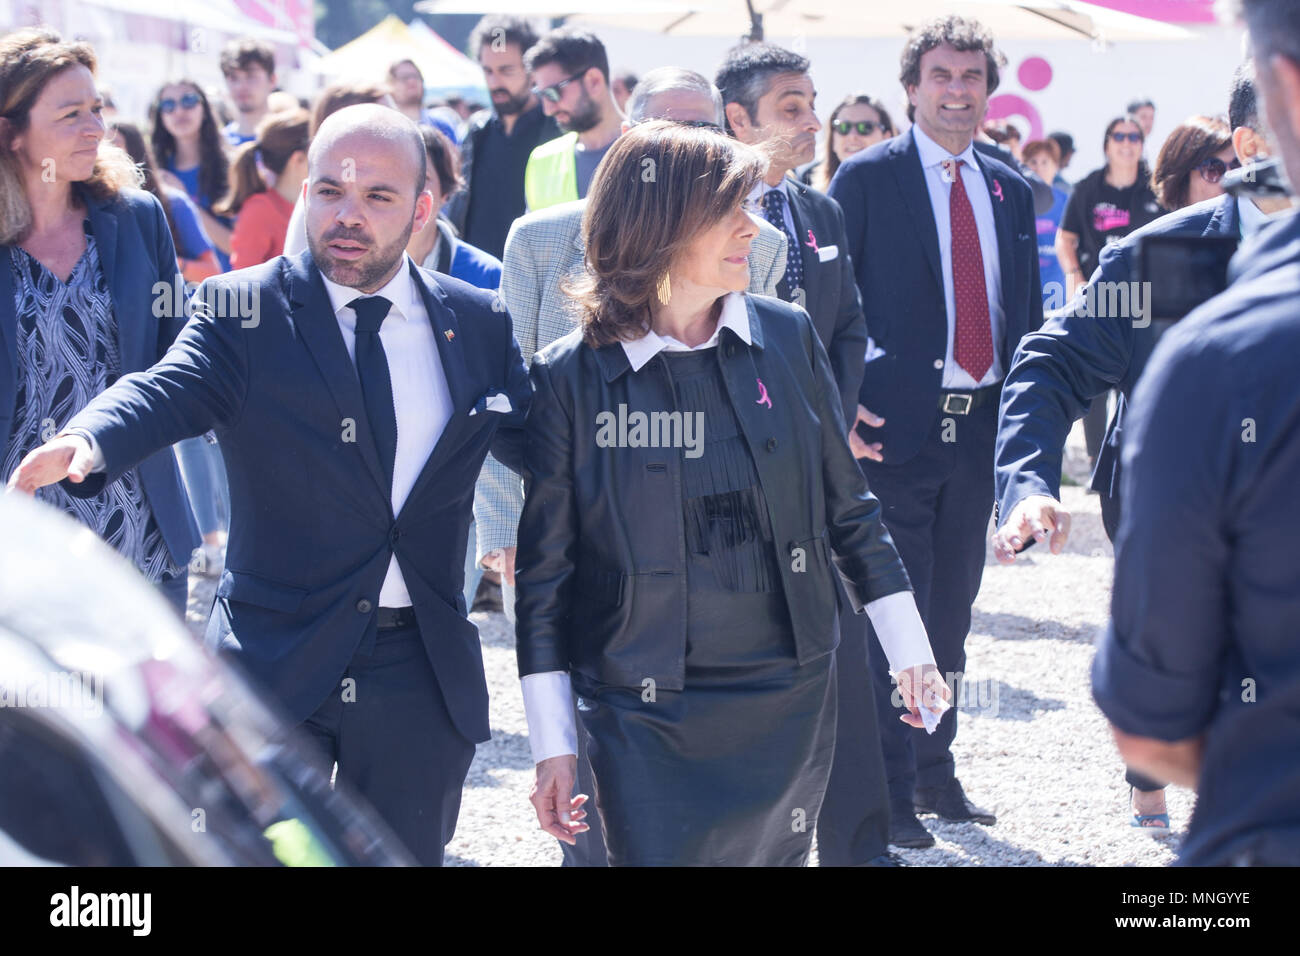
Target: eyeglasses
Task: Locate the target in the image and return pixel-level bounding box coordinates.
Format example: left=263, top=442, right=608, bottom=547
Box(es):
left=1196, top=156, right=1241, bottom=184
left=1110, top=131, right=1143, bottom=143
left=159, top=92, right=201, bottom=114
left=531, top=72, right=586, bottom=104
left=833, top=120, right=881, bottom=136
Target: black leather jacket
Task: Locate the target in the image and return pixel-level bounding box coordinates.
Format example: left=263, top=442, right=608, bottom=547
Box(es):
left=514, top=293, right=912, bottom=691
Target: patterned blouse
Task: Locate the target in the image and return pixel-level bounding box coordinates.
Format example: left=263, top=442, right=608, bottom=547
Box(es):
left=2, top=220, right=182, bottom=584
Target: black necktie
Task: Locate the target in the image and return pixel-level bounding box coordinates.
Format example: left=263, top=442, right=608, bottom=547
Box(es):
left=350, top=295, right=398, bottom=490
left=761, top=187, right=803, bottom=300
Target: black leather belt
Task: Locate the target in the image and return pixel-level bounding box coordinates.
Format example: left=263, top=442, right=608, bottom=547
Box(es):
left=938, top=383, right=1001, bottom=415
left=377, top=605, right=417, bottom=629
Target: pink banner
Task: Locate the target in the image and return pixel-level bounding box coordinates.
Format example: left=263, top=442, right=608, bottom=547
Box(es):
left=1080, top=0, right=1218, bottom=23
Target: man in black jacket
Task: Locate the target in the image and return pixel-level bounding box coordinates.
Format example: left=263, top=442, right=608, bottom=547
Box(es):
left=446, top=15, right=561, bottom=260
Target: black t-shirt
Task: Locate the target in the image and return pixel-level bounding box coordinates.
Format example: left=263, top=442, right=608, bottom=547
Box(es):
left=1061, top=165, right=1165, bottom=277
left=463, top=103, right=560, bottom=261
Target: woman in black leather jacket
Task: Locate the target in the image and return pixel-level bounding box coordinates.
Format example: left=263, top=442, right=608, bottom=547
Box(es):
left=514, top=121, right=949, bottom=866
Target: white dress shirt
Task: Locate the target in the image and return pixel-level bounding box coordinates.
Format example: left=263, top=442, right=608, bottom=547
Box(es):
left=912, top=125, right=1007, bottom=390
left=520, top=292, right=937, bottom=763
left=319, top=255, right=453, bottom=608
left=747, top=178, right=797, bottom=242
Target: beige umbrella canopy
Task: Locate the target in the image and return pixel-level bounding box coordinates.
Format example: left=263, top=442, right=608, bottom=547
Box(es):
left=413, top=0, right=1194, bottom=43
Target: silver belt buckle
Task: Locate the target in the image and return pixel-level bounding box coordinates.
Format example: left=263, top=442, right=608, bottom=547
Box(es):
left=941, top=393, right=972, bottom=415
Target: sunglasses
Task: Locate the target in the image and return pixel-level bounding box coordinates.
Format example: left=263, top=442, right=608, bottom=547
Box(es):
left=159, top=92, right=201, bottom=114
left=1110, top=131, right=1143, bottom=143
left=833, top=120, right=881, bottom=136
left=1196, top=156, right=1241, bottom=184
left=531, top=72, right=586, bottom=104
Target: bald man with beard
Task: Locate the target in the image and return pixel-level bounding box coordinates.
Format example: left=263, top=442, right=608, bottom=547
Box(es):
left=9, top=105, right=534, bottom=866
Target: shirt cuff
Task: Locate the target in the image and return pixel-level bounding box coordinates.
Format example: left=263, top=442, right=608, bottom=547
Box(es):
left=865, top=590, right=936, bottom=674
left=520, top=670, right=578, bottom=763
left=62, top=428, right=106, bottom=473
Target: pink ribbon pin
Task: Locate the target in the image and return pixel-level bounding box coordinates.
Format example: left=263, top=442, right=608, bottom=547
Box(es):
left=805, top=229, right=819, bottom=252
left=756, top=378, right=772, bottom=409
left=992, top=180, right=1004, bottom=203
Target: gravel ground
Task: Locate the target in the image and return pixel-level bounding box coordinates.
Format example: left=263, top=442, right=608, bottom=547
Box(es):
left=447, top=422, right=1192, bottom=867
left=188, top=424, right=1192, bottom=866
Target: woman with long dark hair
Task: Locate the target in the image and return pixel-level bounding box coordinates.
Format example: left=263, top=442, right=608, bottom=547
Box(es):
left=515, top=122, right=948, bottom=866
left=150, top=79, right=234, bottom=270
left=809, top=93, right=895, bottom=191
left=0, top=28, right=199, bottom=614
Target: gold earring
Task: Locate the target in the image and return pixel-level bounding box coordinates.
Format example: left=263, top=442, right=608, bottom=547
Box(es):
left=655, top=271, right=672, bottom=305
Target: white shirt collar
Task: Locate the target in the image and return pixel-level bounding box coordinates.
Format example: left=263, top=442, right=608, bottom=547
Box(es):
left=912, top=123, right=980, bottom=174
left=748, top=177, right=790, bottom=204
left=319, top=253, right=420, bottom=323
left=1237, top=194, right=1272, bottom=237
left=621, top=292, right=752, bottom=372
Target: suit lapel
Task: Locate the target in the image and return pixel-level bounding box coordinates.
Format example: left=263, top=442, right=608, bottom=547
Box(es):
left=975, top=153, right=1017, bottom=319
left=784, top=182, right=819, bottom=314
left=286, top=251, right=390, bottom=502
left=0, top=254, right=15, bottom=439
left=891, top=133, right=943, bottom=288
left=84, top=194, right=143, bottom=372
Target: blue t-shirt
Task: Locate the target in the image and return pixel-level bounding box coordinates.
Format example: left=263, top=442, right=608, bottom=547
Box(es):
left=223, top=121, right=255, bottom=148
left=1037, top=186, right=1069, bottom=309
left=167, top=162, right=233, bottom=271
left=163, top=187, right=214, bottom=261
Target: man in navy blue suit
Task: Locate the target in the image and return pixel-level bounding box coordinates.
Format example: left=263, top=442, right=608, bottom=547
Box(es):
left=827, top=15, right=1042, bottom=848
left=9, top=105, right=532, bottom=866
left=990, top=63, right=1290, bottom=829
left=1093, top=0, right=1300, bottom=866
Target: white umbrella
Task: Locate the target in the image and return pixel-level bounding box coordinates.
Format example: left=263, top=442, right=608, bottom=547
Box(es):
left=414, top=0, right=1194, bottom=42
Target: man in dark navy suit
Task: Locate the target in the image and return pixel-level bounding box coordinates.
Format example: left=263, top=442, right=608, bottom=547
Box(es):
left=1093, top=0, right=1300, bottom=867
left=9, top=105, right=532, bottom=866
left=991, top=63, right=1291, bottom=829
left=828, top=15, right=1042, bottom=848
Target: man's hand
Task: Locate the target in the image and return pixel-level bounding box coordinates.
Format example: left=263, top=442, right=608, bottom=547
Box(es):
left=990, top=494, right=1071, bottom=564
left=529, top=754, right=589, bottom=845
left=6, top=434, right=94, bottom=495
left=894, top=664, right=952, bottom=729
left=849, top=404, right=885, bottom=461
left=480, top=545, right=517, bottom=587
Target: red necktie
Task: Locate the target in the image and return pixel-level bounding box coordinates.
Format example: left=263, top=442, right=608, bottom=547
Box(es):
left=946, top=159, right=993, bottom=382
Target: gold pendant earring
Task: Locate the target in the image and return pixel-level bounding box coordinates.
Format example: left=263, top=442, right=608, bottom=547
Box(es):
left=656, top=271, right=672, bottom=305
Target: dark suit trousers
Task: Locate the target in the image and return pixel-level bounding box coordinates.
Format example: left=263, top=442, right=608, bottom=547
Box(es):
left=816, top=600, right=891, bottom=865
left=861, top=399, right=997, bottom=802
left=300, top=622, right=476, bottom=866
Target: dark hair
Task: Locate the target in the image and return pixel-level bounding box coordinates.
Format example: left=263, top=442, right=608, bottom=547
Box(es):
left=1021, top=138, right=1061, bottom=165
left=1229, top=61, right=1259, bottom=131
left=524, top=26, right=609, bottom=83
left=715, top=43, right=810, bottom=134
left=216, top=107, right=309, bottom=215
left=309, top=80, right=390, bottom=138
left=613, top=69, right=639, bottom=91
left=1048, top=130, right=1075, bottom=159
left=565, top=121, right=767, bottom=347
left=149, top=79, right=229, bottom=209
left=419, top=124, right=462, bottom=196
left=899, top=15, right=1005, bottom=122
left=111, top=120, right=180, bottom=250
left=220, top=36, right=275, bottom=79
left=818, top=93, right=894, bottom=189
left=1102, top=114, right=1144, bottom=156
left=1150, top=114, right=1231, bottom=210
left=1126, top=97, right=1155, bottom=114
left=1242, top=0, right=1300, bottom=66
left=468, top=14, right=541, bottom=61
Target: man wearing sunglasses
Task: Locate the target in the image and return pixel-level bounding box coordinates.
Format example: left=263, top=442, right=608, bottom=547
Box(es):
left=521, top=27, right=623, bottom=212
left=993, top=61, right=1295, bottom=837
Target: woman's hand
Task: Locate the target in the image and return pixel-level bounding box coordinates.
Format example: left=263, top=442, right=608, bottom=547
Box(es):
left=894, top=664, right=952, bottom=729
left=529, top=754, right=589, bottom=845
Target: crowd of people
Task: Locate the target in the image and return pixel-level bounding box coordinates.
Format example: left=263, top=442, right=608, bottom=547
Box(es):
left=1, top=2, right=1297, bottom=869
